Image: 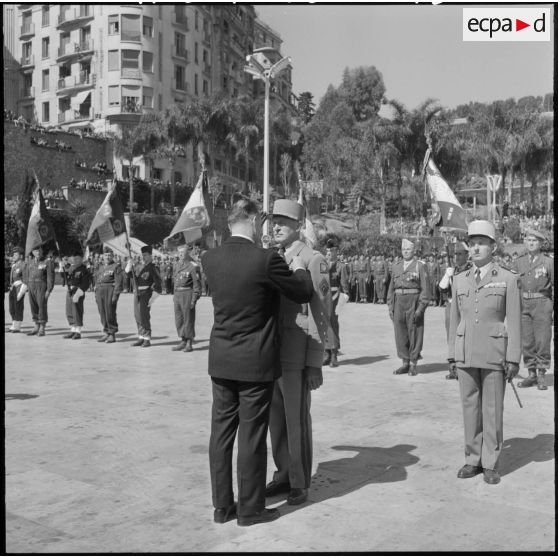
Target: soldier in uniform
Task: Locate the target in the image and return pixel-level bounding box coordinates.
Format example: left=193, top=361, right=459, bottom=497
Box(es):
left=95, top=247, right=123, bottom=344
left=438, top=241, right=471, bottom=379
left=63, top=249, right=91, bottom=340
left=323, top=237, right=349, bottom=367
left=387, top=239, right=430, bottom=376
left=126, top=245, right=162, bottom=347
left=7, top=247, right=27, bottom=333
left=266, top=199, right=333, bottom=506
left=172, top=244, right=201, bottom=352
left=448, top=220, right=521, bottom=485
left=426, top=254, right=440, bottom=306
left=373, top=255, right=389, bottom=304
left=513, top=229, right=554, bottom=390
left=163, top=257, right=174, bottom=295
left=355, top=254, right=370, bottom=303
left=23, top=245, right=55, bottom=336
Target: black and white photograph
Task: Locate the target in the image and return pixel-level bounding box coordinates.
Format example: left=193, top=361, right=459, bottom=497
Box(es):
left=3, top=2, right=554, bottom=553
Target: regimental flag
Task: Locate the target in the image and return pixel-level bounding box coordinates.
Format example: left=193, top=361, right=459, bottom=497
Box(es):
left=86, top=188, right=127, bottom=244
left=165, top=170, right=211, bottom=244
left=423, top=150, right=468, bottom=232
left=25, top=188, right=56, bottom=255
left=298, top=187, right=318, bottom=249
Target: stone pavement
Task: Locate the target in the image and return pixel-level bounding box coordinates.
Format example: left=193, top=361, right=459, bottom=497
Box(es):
left=4, top=287, right=555, bottom=553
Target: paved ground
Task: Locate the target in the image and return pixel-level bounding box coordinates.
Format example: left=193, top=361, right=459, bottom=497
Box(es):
left=4, top=287, right=555, bottom=553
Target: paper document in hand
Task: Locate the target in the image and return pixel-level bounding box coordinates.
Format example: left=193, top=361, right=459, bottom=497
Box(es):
left=335, top=292, right=350, bottom=315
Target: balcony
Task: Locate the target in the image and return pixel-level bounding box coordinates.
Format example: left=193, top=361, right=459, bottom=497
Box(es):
left=20, top=22, right=35, bottom=38
left=173, top=11, right=189, bottom=29
left=57, top=73, right=95, bottom=94
left=172, top=47, right=189, bottom=62
left=121, top=67, right=141, bottom=79
left=57, top=39, right=94, bottom=60
left=20, top=86, right=35, bottom=99
left=58, top=106, right=93, bottom=124
left=20, top=54, right=34, bottom=68
left=57, top=7, right=94, bottom=28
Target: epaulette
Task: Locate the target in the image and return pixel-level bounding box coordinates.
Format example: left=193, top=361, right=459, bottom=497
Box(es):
left=497, top=264, right=518, bottom=274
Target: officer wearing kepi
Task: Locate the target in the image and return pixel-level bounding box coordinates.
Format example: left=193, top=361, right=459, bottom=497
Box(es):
left=448, top=220, right=522, bottom=485
left=126, top=245, right=162, bottom=348
left=63, top=248, right=91, bottom=340
left=172, top=244, right=201, bottom=352
left=95, top=247, right=123, bottom=344
left=387, top=238, right=430, bottom=376
left=513, top=229, right=554, bottom=391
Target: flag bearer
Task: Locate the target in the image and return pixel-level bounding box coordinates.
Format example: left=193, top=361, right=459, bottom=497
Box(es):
left=24, top=246, right=55, bottom=336
left=95, top=247, right=123, bottom=344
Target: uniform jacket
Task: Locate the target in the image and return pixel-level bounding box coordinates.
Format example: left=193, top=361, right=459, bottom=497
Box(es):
left=328, top=260, right=350, bottom=295
left=10, top=260, right=25, bottom=287
left=280, top=240, right=334, bottom=369
left=448, top=262, right=522, bottom=370
left=202, top=236, right=313, bottom=382
left=66, top=263, right=91, bottom=295
left=129, top=262, right=162, bottom=294
left=373, top=259, right=388, bottom=281
left=355, top=259, right=370, bottom=279
left=387, top=259, right=430, bottom=313
left=163, top=262, right=174, bottom=278
left=512, top=253, right=554, bottom=299
left=95, top=262, right=123, bottom=294
left=427, top=261, right=441, bottom=282
left=173, top=259, right=201, bottom=297
left=23, top=257, right=55, bottom=292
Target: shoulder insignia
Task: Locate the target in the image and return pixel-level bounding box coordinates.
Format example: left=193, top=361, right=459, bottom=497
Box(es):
left=319, top=277, right=329, bottom=297
left=492, top=269, right=498, bottom=276
left=320, top=261, right=328, bottom=274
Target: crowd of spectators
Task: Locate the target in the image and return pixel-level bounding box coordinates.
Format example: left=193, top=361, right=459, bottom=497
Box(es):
left=68, top=178, right=106, bottom=191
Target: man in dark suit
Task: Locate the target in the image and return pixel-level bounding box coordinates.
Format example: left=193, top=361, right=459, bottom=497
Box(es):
left=202, top=199, right=313, bottom=527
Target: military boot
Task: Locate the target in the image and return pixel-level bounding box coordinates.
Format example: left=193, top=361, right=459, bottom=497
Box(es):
left=518, top=369, right=537, bottom=388
left=537, top=369, right=548, bottom=391
left=393, top=361, right=410, bottom=375
left=27, top=323, right=40, bottom=336
left=323, top=350, right=332, bottom=366
left=408, top=362, right=418, bottom=376
left=330, top=349, right=338, bottom=368
left=37, top=324, right=46, bottom=336
left=183, top=339, right=193, bottom=352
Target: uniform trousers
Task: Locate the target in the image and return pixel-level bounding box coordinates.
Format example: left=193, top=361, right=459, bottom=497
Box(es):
left=174, top=289, right=196, bottom=340
left=65, top=292, right=85, bottom=327
left=209, top=377, right=274, bottom=516
left=357, top=276, right=368, bottom=300
left=269, top=366, right=313, bottom=489
left=457, top=366, right=506, bottom=470
left=96, top=285, right=119, bottom=334
left=28, top=281, right=48, bottom=324
left=521, top=297, right=553, bottom=369
left=165, top=277, right=173, bottom=294
left=444, top=301, right=451, bottom=342
left=326, top=294, right=341, bottom=350
left=134, top=289, right=153, bottom=338
left=8, top=285, right=24, bottom=321
left=374, top=278, right=386, bottom=301
left=393, top=293, right=424, bottom=362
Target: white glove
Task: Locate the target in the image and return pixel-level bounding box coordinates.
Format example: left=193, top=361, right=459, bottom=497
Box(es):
left=125, top=260, right=133, bottom=274
left=72, top=288, right=84, bottom=303
left=148, top=291, right=159, bottom=307
left=13, top=280, right=22, bottom=287
left=17, top=284, right=28, bottom=301
left=439, top=267, right=454, bottom=289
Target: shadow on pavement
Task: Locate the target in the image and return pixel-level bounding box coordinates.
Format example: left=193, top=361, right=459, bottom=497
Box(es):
left=338, top=355, right=389, bottom=366
left=6, top=394, right=39, bottom=400
left=273, top=444, right=419, bottom=516
left=499, top=433, right=554, bottom=476
left=417, top=362, right=449, bottom=375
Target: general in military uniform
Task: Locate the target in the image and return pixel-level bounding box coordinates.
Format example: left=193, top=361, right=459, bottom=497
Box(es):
left=95, top=247, right=124, bottom=343
left=24, top=246, right=55, bottom=336
left=513, top=229, right=554, bottom=391
left=448, top=220, right=522, bottom=485
left=7, top=247, right=27, bottom=333
left=172, top=244, right=202, bottom=352
left=126, top=245, right=162, bottom=348
left=63, top=249, right=91, bottom=340
left=323, top=237, right=349, bottom=367
left=387, top=239, right=430, bottom=376
left=266, top=199, right=333, bottom=506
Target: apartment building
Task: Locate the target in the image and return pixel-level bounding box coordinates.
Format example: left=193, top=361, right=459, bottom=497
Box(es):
left=11, top=4, right=292, bottom=188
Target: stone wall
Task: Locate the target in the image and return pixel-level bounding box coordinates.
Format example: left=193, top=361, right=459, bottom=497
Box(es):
left=3, top=120, right=113, bottom=197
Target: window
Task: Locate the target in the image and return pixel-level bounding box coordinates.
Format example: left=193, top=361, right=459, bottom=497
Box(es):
left=42, top=6, right=49, bottom=26
left=121, top=13, right=140, bottom=41
left=202, top=79, right=208, bottom=96
left=108, top=50, right=119, bottom=71
left=108, top=15, right=119, bottom=35
left=142, top=51, right=153, bottom=72
left=194, top=73, right=198, bottom=96
left=60, top=32, right=70, bottom=55
left=59, top=97, right=71, bottom=112
left=195, top=10, right=199, bottom=30
left=143, top=16, right=153, bottom=37
left=41, top=37, right=50, bottom=58
left=142, top=87, right=153, bottom=108
left=108, top=85, right=119, bottom=106
left=158, top=94, right=162, bottom=111
left=174, top=65, right=185, bottom=90
left=42, top=70, right=49, bottom=91
left=202, top=49, right=208, bottom=63
left=42, top=102, right=50, bottom=123
left=175, top=32, right=185, bottom=56
left=22, top=41, right=32, bottom=58
left=121, top=49, right=139, bottom=69
left=152, top=168, right=162, bottom=180
left=194, top=42, right=199, bottom=64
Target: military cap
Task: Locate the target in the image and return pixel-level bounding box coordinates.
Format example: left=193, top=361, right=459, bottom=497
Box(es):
left=467, top=220, right=496, bottom=242
left=271, top=199, right=304, bottom=222
left=401, top=238, right=415, bottom=249
left=141, top=245, right=152, bottom=254
left=13, top=246, right=25, bottom=255
left=103, top=246, right=114, bottom=254
left=523, top=228, right=546, bottom=242
left=326, top=237, right=339, bottom=249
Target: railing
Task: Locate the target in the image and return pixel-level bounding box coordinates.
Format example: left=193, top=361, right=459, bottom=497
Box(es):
left=121, top=98, right=142, bottom=113
left=58, top=39, right=94, bottom=58
left=58, top=7, right=93, bottom=26
left=21, top=86, right=35, bottom=98
left=57, top=73, right=94, bottom=91
left=121, top=67, right=141, bottom=79
left=20, top=55, right=34, bottom=66
left=58, top=107, right=93, bottom=123
left=20, top=22, right=35, bottom=36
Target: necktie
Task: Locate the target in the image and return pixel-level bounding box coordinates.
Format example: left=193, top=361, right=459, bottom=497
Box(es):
left=475, top=268, right=481, bottom=284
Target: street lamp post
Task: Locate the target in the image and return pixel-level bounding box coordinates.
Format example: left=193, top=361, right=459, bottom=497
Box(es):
left=244, top=47, right=291, bottom=237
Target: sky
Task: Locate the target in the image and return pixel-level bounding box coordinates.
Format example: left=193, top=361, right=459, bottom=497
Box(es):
left=254, top=4, right=554, bottom=111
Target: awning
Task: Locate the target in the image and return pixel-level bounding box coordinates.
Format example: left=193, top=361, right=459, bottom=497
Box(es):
left=72, top=91, right=91, bottom=108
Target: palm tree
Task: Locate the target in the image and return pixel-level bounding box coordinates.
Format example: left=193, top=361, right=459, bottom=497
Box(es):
left=66, top=200, right=93, bottom=251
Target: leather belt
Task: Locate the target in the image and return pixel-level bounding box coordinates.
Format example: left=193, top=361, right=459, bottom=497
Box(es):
left=137, top=285, right=151, bottom=291
left=174, top=287, right=192, bottom=291
left=395, top=288, right=420, bottom=294
left=522, top=292, right=546, bottom=299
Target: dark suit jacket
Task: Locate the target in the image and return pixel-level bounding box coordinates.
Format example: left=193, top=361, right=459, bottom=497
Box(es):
left=202, top=236, right=314, bottom=382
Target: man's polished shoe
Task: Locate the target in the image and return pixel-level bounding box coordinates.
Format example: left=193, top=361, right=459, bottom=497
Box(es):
left=483, top=469, right=500, bottom=485
left=98, top=334, right=110, bottom=343
left=141, top=340, right=151, bottom=348
left=237, top=508, right=280, bottom=527
left=132, top=339, right=144, bottom=347
left=287, top=488, right=308, bottom=506
left=214, top=504, right=236, bottom=524
left=172, top=341, right=186, bottom=351
left=393, top=364, right=410, bottom=375
left=408, top=363, right=418, bottom=376
left=457, top=464, right=483, bottom=479
left=105, top=334, right=116, bottom=344
left=63, top=332, right=75, bottom=339
left=265, top=479, right=290, bottom=497
left=27, top=326, right=39, bottom=336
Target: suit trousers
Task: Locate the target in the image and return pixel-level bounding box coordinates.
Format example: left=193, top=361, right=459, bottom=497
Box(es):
left=96, top=285, right=119, bottom=334
left=457, top=366, right=506, bottom=470
left=393, top=293, right=424, bottom=363
left=134, top=289, right=152, bottom=338
left=9, top=285, right=24, bottom=321
left=173, top=290, right=196, bottom=340
left=521, top=297, right=553, bottom=369
left=269, top=366, right=313, bottom=489
left=209, top=377, right=274, bottom=516
left=65, top=292, right=85, bottom=327
left=28, top=281, right=48, bottom=324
